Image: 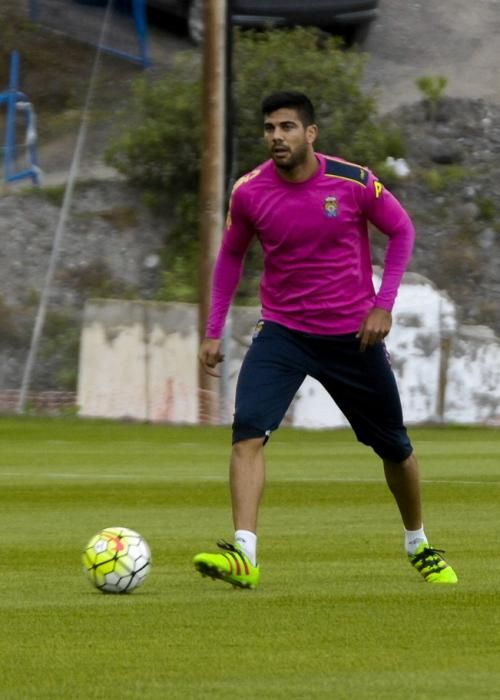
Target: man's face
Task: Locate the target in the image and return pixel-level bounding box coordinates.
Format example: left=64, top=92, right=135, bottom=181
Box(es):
left=263, top=107, right=317, bottom=171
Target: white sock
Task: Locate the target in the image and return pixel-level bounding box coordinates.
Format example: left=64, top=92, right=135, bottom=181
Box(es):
left=405, top=526, right=428, bottom=555
left=234, top=529, right=257, bottom=566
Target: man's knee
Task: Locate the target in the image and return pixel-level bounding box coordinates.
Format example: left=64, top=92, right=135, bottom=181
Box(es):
left=352, top=423, right=413, bottom=464
left=232, top=409, right=273, bottom=445
left=383, top=449, right=416, bottom=469
left=232, top=436, right=265, bottom=457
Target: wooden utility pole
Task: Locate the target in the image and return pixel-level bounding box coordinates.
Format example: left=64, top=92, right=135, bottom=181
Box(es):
left=198, top=0, right=227, bottom=424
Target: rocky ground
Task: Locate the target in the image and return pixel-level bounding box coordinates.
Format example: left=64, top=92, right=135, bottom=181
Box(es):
left=0, top=179, right=166, bottom=391
left=374, top=97, right=500, bottom=333
left=1, top=1, right=499, bottom=393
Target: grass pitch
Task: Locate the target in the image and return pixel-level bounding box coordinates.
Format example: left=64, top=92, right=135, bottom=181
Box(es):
left=0, top=416, right=499, bottom=699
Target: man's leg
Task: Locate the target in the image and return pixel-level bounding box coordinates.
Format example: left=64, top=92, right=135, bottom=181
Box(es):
left=383, top=452, right=422, bottom=530
left=192, top=438, right=265, bottom=589
left=193, top=321, right=306, bottom=588
left=383, top=451, right=457, bottom=582
left=230, top=437, right=266, bottom=533
left=314, top=338, right=457, bottom=583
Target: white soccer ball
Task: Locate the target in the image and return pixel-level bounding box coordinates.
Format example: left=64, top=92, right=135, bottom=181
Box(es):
left=82, top=526, right=152, bottom=593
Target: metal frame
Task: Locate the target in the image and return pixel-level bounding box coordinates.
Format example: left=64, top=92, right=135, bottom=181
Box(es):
left=28, top=0, right=151, bottom=68
left=1, top=51, right=41, bottom=185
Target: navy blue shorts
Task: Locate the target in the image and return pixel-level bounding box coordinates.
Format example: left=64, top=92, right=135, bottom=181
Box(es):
left=232, top=320, right=413, bottom=463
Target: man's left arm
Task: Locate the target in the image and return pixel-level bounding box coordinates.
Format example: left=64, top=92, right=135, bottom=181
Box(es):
left=357, top=173, right=416, bottom=349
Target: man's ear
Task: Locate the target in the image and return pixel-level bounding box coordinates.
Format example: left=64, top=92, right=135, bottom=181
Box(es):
left=306, top=124, right=318, bottom=144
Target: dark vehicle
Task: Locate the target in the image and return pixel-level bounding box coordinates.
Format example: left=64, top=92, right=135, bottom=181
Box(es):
left=148, top=0, right=379, bottom=45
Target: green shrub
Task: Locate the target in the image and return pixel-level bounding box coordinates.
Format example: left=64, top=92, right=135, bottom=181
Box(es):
left=23, top=184, right=66, bottom=207
left=39, top=312, right=80, bottom=390
left=106, top=27, right=402, bottom=302
left=415, top=74, right=448, bottom=122
left=421, top=165, right=466, bottom=192
left=421, top=168, right=445, bottom=193
left=0, top=295, right=20, bottom=347
left=476, top=197, right=496, bottom=222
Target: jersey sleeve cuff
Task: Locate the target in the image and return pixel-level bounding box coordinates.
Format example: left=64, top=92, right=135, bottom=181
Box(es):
left=373, top=297, right=394, bottom=312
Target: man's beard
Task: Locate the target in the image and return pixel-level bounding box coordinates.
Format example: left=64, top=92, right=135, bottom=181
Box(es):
left=273, top=142, right=309, bottom=171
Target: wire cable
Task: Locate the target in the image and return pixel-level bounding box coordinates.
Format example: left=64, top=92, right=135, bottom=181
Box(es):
left=16, top=0, right=114, bottom=413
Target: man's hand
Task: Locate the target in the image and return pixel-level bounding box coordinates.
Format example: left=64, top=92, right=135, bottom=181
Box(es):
left=356, top=308, right=392, bottom=351
left=198, top=337, right=225, bottom=377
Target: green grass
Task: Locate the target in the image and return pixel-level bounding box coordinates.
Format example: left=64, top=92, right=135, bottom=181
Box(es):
left=0, top=417, right=499, bottom=699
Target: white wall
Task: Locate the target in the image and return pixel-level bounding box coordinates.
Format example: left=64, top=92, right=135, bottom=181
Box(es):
left=78, top=300, right=198, bottom=422
left=78, top=274, right=500, bottom=426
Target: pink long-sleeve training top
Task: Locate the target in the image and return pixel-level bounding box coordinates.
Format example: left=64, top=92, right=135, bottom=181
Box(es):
left=206, top=153, right=415, bottom=339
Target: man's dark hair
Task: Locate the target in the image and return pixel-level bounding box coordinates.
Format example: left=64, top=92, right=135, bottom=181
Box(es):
left=261, top=91, right=316, bottom=127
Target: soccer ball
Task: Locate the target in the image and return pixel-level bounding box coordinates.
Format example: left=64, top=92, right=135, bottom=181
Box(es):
left=82, top=526, right=152, bottom=593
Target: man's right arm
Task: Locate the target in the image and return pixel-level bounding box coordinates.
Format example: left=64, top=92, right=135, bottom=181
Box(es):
left=200, top=185, right=255, bottom=375
left=204, top=243, right=247, bottom=339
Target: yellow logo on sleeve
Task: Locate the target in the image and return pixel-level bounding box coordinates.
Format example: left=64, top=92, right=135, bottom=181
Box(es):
left=225, top=168, right=262, bottom=229
left=374, top=180, right=384, bottom=198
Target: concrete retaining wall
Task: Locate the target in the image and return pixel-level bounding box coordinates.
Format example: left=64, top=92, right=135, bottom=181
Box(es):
left=77, top=274, right=500, bottom=426
left=78, top=300, right=198, bottom=423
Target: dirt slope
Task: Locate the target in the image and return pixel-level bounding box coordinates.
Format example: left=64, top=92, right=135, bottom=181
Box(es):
left=363, top=0, right=500, bottom=111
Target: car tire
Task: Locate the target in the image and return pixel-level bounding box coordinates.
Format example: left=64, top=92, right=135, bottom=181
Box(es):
left=187, top=0, right=204, bottom=45
left=344, top=20, right=373, bottom=46
left=72, top=0, right=106, bottom=5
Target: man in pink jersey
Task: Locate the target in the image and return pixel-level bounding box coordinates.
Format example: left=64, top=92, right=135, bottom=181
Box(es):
left=193, top=91, right=457, bottom=588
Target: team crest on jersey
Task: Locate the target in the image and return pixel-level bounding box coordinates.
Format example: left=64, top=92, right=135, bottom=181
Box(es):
left=324, top=196, right=338, bottom=218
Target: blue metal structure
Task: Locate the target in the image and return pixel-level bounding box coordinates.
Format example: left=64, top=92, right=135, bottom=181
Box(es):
left=29, top=0, right=151, bottom=68
left=1, top=51, right=41, bottom=185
